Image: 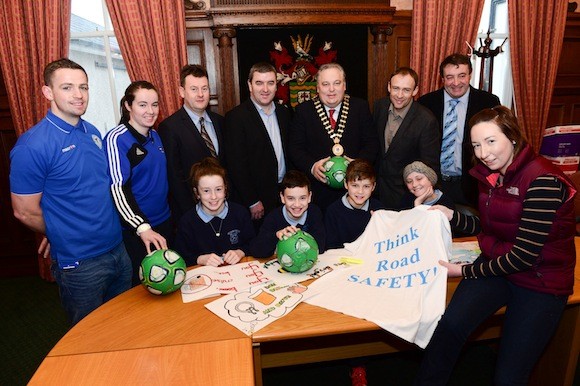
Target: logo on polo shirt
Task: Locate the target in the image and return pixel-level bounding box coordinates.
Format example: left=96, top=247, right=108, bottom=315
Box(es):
left=506, top=186, right=519, bottom=196
left=92, top=134, right=102, bottom=149
left=61, top=144, right=76, bottom=153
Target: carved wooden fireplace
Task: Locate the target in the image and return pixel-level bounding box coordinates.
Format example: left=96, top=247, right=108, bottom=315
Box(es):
left=184, top=0, right=402, bottom=114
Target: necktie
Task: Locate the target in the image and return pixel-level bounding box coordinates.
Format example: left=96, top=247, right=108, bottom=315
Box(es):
left=440, top=99, right=459, bottom=172
left=199, top=117, right=217, bottom=158
left=328, top=108, right=336, bottom=129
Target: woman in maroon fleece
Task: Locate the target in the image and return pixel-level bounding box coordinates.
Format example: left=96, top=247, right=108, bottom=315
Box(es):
left=415, top=106, right=576, bottom=386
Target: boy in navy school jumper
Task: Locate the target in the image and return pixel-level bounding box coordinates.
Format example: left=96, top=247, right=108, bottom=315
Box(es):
left=174, top=157, right=255, bottom=267
left=325, top=159, right=384, bottom=249
left=250, top=170, right=326, bottom=258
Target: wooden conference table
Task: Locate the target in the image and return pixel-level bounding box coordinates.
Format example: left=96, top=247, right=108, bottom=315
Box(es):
left=30, top=238, right=580, bottom=386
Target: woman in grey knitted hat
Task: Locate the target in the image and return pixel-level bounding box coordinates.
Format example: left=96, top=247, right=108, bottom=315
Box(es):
left=400, top=161, right=455, bottom=210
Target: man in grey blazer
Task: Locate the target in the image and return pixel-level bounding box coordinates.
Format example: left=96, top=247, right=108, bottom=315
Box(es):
left=373, top=67, right=440, bottom=209
left=418, top=53, right=500, bottom=208
left=159, top=65, right=225, bottom=224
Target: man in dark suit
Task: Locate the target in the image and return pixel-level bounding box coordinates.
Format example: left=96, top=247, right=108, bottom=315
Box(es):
left=373, top=67, right=440, bottom=209
left=159, top=65, right=225, bottom=224
left=418, top=53, right=500, bottom=208
left=288, top=63, right=378, bottom=212
left=224, top=62, right=292, bottom=225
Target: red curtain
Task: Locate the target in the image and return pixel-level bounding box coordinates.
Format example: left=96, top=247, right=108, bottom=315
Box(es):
left=508, top=1, right=568, bottom=152
left=0, top=0, right=71, bottom=137
left=410, top=0, right=485, bottom=96
left=0, top=0, right=71, bottom=281
left=105, top=0, right=187, bottom=123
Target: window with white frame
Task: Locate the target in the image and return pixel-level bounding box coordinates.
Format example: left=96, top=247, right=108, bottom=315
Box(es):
left=69, top=0, right=130, bottom=137
left=470, top=0, right=512, bottom=107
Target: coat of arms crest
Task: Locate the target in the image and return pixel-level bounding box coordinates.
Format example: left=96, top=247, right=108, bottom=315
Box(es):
left=269, top=34, right=337, bottom=107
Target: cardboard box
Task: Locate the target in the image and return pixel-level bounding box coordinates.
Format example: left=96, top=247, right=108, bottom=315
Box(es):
left=539, top=125, right=580, bottom=157
left=542, top=155, right=580, bottom=175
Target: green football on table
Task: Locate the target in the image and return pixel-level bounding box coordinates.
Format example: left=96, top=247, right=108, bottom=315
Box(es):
left=139, top=249, right=187, bottom=295
left=323, top=156, right=350, bottom=189
left=276, top=230, right=319, bottom=273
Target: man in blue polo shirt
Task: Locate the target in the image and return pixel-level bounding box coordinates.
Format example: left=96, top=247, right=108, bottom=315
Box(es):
left=10, top=58, right=131, bottom=326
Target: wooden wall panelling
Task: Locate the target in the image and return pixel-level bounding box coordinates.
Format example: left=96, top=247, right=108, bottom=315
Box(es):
left=547, top=101, right=567, bottom=128
left=367, top=10, right=412, bottom=111
left=548, top=95, right=580, bottom=128
left=213, top=27, right=238, bottom=116
left=209, top=4, right=395, bottom=26
left=550, top=12, right=580, bottom=126
left=389, top=11, right=412, bottom=72
left=368, top=25, right=393, bottom=109
left=376, top=10, right=411, bottom=109
left=186, top=28, right=232, bottom=114
left=572, top=102, right=580, bottom=123
left=186, top=39, right=206, bottom=67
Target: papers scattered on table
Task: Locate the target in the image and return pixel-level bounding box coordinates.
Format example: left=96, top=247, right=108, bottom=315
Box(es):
left=185, top=250, right=349, bottom=334
left=181, top=253, right=348, bottom=303
left=205, top=281, right=308, bottom=335
left=450, top=241, right=481, bottom=264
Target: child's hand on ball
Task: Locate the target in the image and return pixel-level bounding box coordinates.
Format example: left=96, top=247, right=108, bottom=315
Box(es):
left=276, top=225, right=299, bottom=240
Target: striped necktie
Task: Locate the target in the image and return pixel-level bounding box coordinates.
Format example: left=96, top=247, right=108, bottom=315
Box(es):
left=440, top=99, right=459, bottom=172
left=199, top=117, right=217, bottom=158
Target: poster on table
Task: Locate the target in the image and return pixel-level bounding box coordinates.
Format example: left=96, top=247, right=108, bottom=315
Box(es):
left=205, top=281, right=309, bottom=335
left=181, top=250, right=348, bottom=303
left=304, top=206, right=452, bottom=348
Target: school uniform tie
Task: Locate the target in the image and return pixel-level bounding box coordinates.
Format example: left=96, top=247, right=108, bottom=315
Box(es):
left=329, top=108, right=336, bottom=129
left=440, top=99, right=459, bottom=172
left=199, top=117, right=217, bottom=158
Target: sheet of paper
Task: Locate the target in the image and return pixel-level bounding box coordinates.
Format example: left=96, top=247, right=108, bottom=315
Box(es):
left=205, top=281, right=308, bottom=335
left=180, top=261, right=270, bottom=303
left=450, top=241, right=481, bottom=264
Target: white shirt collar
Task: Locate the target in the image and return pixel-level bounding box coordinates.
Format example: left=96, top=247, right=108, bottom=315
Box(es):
left=196, top=201, right=229, bottom=223
left=341, top=193, right=370, bottom=211
left=282, top=206, right=308, bottom=226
